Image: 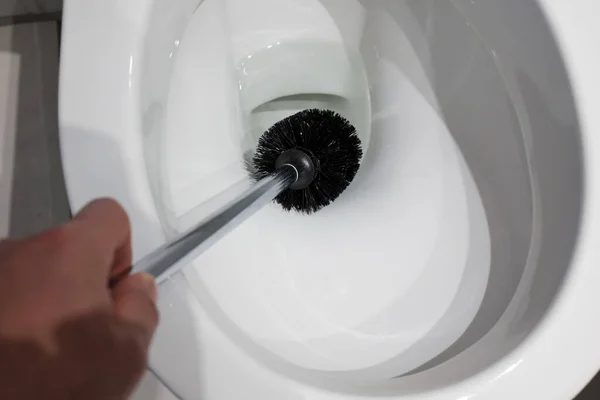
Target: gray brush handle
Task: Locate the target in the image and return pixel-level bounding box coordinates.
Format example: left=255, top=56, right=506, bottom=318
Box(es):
left=131, top=166, right=297, bottom=284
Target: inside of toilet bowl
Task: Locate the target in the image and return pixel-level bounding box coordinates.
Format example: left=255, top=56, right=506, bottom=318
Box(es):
left=139, top=0, right=581, bottom=395
left=150, top=0, right=493, bottom=378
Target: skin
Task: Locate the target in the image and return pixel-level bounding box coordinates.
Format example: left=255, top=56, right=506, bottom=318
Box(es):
left=0, top=199, right=159, bottom=400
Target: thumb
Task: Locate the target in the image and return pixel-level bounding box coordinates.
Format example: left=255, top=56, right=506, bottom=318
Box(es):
left=112, top=273, right=159, bottom=350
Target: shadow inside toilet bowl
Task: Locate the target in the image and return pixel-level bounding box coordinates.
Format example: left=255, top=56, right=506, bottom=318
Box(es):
left=290, top=0, right=581, bottom=394
left=377, top=0, right=582, bottom=385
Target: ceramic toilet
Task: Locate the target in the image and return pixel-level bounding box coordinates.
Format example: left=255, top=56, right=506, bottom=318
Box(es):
left=59, top=0, right=600, bottom=398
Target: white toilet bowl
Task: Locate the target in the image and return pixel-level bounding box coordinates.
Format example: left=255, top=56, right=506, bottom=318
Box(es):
left=59, top=0, right=600, bottom=399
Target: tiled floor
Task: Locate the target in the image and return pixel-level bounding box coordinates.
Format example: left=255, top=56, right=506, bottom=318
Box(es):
left=0, top=15, right=598, bottom=400
left=0, top=21, right=69, bottom=237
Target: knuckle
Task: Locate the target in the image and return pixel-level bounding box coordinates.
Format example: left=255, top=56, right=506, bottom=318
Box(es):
left=134, top=291, right=160, bottom=330
left=37, top=224, right=79, bottom=260
left=81, top=198, right=131, bottom=239
left=42, top=225, right=73, bottom=248
left=145, top=298, right=160, bottom=328
left=124, top=293, right=160, bottom=330
left=93, top=198, right=130, bottom=223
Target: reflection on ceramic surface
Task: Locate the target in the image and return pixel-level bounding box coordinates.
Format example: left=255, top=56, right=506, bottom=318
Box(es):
left=60, top=0, right=589, bottom=398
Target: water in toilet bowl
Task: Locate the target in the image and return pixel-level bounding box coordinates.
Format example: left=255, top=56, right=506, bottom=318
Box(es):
left=155, top=0, right=491, bottom=385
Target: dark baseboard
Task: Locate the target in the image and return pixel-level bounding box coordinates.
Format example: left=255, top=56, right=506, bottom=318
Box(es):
left=0, top=11, right=62, bottom=27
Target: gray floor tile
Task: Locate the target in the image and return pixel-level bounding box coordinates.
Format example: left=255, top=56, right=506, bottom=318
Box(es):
left=0, top=21, right=69, bottom=238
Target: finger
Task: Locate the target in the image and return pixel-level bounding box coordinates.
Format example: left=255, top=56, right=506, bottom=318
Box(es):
left=112, top=273, right=159, bottom=350
left=71, top=198, right=133, bottom=277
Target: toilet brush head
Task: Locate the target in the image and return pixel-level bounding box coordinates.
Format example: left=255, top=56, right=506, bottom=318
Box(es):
left=251, top=109, right=363, bottom=214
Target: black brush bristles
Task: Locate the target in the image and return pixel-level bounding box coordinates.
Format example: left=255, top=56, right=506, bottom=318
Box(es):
left=251, top=109, right=363, bottom=214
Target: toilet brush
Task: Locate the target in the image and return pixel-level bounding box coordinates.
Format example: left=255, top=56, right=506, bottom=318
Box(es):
left=109, top=109, right=363, bottom=286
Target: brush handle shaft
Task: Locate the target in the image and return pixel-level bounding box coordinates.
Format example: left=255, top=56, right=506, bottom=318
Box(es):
left=132, top=166, right=297, bottom=283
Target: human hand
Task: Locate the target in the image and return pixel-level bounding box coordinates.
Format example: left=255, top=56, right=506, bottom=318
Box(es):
left=0, top=199, right=159, bottom=400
